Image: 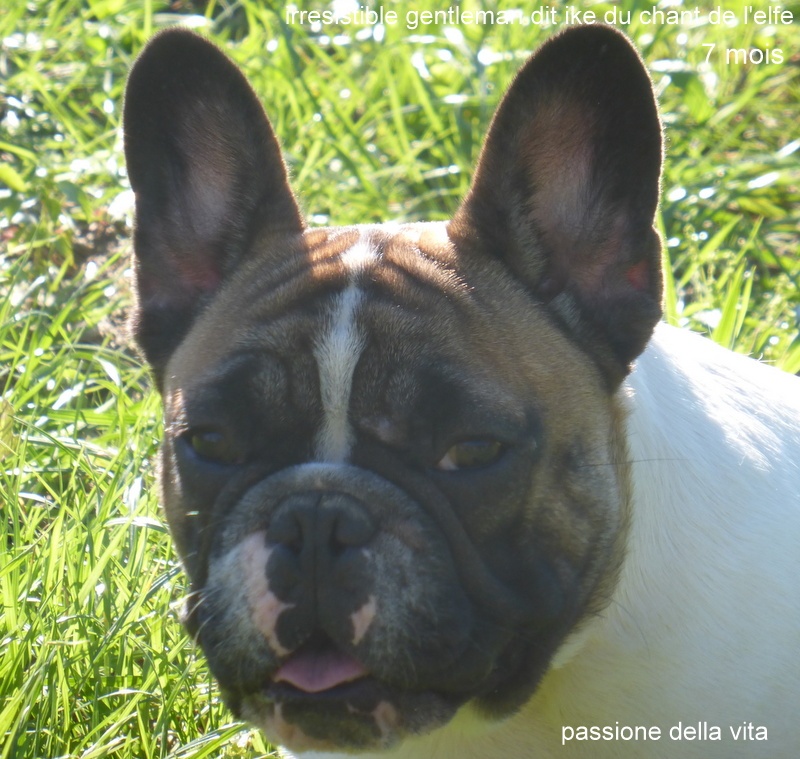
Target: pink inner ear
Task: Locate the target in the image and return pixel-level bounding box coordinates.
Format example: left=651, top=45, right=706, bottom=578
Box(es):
left=137, top=248, right=222, bottom=313
left=625, top=259, right=650, bottom=292
left=174, top=253, right=222, bottom=293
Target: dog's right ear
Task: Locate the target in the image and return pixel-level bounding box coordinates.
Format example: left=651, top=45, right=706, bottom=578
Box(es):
left=124, top=28, right=303, bottom=386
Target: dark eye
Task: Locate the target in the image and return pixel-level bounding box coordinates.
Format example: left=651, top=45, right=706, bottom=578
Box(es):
left=184, top=430, right=242, bottom=465
left=435, top=440, right=505, bottom=471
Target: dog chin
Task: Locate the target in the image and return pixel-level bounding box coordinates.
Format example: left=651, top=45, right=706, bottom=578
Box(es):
left=233, top=676, right=460, bottom=753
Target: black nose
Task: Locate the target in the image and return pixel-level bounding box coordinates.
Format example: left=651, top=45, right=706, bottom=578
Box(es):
left=267, top=491, right=376, bottom=566
left=264, top=491, right=378, bottom=651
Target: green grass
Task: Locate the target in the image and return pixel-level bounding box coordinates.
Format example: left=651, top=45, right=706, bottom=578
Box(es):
left=1, top=1, right=799, bottom=757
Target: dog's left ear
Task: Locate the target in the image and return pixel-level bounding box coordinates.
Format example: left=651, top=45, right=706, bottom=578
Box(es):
left=451, top=25, right=663, bottom=386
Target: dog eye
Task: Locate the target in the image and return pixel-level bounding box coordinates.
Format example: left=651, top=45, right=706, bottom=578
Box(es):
left=435, top=440, right=505, bottom=471
left=185, top=430, right=241, bottom=465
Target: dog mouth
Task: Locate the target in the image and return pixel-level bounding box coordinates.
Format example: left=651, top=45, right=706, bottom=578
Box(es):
left=272, top=638, right=370, bottom=694
left=228, top=635, right=463, bottom=752
left=237, top=638, right=402, bottom=752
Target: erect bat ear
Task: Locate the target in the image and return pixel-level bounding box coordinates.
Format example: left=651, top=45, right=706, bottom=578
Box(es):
left=123, top=28, right=303, bottom=384
left=450, top=25, right=664, bottom=386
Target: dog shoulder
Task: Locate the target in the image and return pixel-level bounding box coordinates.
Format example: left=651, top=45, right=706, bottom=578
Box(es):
left=623, top=322, right=800, bottom=615
left=601, top=324, right=800, bottom=730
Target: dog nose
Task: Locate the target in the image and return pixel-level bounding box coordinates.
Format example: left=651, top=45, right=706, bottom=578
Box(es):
left=266, top=492, right=376, bottom=561
left=263, top=491, right=378, bottom=651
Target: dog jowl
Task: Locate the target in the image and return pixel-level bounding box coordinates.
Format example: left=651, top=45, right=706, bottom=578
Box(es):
left=123, top=24, right=800, bottom=759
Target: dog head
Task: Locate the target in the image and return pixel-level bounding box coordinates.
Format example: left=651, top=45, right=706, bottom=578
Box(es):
left=124, top=25, right=662, bottom=753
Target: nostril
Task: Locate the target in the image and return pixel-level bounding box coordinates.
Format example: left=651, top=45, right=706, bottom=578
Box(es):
left=267, top=495, right=319, bottom=554
left=330, top=508, right=376, bottom=552
left=266, top=492, right=376, bottom=559
left=268, top=516, right=303, bottom=553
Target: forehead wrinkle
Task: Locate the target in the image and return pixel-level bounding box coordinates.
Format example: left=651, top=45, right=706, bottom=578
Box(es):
left=210, top=226, right=360, bottom=326
left=383, top=228, right=470, bottom=301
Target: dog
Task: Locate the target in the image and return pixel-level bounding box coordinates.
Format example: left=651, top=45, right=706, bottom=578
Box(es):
left=123, top=24, right=800, bottom=758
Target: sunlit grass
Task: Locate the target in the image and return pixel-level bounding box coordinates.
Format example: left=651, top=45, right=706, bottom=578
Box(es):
left=1, top=1, right=798, bottom=757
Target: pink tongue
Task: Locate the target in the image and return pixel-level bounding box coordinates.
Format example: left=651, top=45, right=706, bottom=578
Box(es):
left=275, top=649, right=368, bottom=693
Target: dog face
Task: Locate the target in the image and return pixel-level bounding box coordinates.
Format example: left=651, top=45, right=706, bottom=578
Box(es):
left=124, top=25, right=662, bottom=753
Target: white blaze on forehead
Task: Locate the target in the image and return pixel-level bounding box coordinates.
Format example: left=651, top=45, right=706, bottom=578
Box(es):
left=313, top=233, right=378, bottom=462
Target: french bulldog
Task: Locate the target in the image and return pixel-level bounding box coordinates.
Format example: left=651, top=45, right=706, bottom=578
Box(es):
left=123, top=24, right=800, bottom=758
